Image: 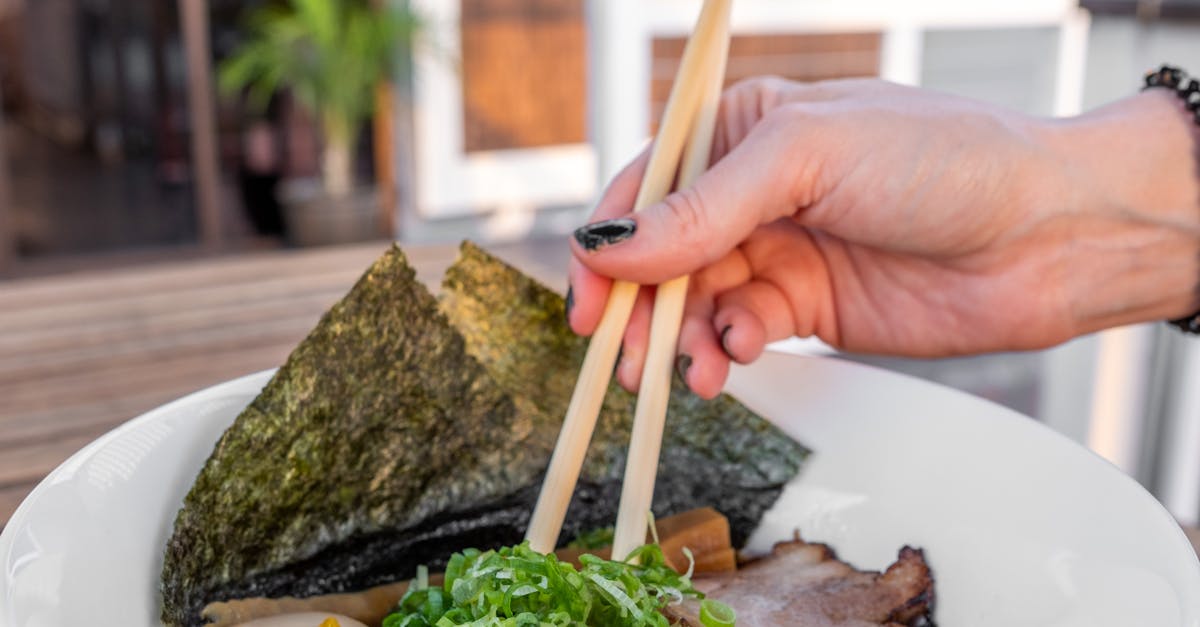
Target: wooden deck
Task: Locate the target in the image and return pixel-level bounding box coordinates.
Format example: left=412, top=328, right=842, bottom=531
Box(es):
left=0, top=238, right=568, bottom=527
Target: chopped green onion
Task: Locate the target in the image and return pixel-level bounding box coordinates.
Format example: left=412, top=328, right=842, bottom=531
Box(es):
left=566, top=526, right=615, bottom=550
left=679, top=547, right=696, bottom=580
left=699, top=599, right=736, bottom=627
left=383, top=541, right=701, bottom=626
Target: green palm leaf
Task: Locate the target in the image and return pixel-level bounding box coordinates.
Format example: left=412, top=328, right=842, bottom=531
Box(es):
left=218, top=0, right=422, bottom=194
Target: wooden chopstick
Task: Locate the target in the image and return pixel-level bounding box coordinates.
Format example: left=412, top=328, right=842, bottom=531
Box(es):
left=524, top=0, right=734, bottom=554
left=610, top=2, right=732, bottom=561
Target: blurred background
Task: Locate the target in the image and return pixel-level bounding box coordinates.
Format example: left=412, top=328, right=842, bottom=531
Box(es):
left=3, top=0, right=1200, bottom=527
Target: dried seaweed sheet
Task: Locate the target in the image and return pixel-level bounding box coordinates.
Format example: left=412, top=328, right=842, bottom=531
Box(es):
left=161, top=243, right=808, bottom=626
left=440, top=242, right=809, bottom=545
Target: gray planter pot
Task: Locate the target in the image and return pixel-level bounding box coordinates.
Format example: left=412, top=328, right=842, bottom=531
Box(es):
left=280, top=180, right=382, bottom=247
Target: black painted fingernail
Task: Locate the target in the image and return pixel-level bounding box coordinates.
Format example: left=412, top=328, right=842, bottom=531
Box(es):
left=720, top=325, right=733, bottom=357
left=674, top=354, right=693, bottom=385
left=564, top=286, right=575, bottom=327
left=573, top=218, right=636, bottom=251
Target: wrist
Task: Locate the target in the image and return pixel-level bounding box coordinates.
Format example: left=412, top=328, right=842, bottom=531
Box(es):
left=1038, top=89, right=1200, bottom=333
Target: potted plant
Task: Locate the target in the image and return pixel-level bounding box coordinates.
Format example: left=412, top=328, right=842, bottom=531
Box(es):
left=219, top=0, right=420, bottom=246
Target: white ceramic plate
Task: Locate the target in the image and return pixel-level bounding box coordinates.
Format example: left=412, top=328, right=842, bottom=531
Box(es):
left=2, top=353, right=1198, bottom=626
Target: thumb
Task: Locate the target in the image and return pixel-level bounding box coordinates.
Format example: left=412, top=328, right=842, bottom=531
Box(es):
left=571, top=117, right=807, bottom=284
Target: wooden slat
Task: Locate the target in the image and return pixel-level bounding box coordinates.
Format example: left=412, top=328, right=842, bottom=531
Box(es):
left=0, top=433, right=98, bottom=489
left=0, top=484, right=34, bottom=532
left=0, top=241, right=455, bottom=308
left=0, top=385, right=218, bottom=450
left=0, top=315, right=318, bottom=387
left=0, top=266, right=362, bottom=330
left=0, top=251, right=460, bottom=335
left=0, top=291, right=341, bottom=360
left=0, top=330, right=302, bottom=415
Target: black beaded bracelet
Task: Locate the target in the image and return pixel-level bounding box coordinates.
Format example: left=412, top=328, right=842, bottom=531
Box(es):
left=1144, top=65, right=1200, bottom=122
left=1143, top=65, right=1200, bottom=333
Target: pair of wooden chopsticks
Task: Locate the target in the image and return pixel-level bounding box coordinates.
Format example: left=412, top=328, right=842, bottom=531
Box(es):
left=526, top=0, right=733, bottom=559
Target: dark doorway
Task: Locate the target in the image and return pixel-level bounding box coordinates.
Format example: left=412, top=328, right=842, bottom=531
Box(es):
left=1, top=0, right=200, bottom=260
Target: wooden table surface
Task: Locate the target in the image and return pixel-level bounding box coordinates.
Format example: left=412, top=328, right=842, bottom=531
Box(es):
left=2, top=238, right=1199, bottom=562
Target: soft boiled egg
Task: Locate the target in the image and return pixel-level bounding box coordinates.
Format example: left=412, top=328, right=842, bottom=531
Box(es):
left=238, top=613, right=368, bottom=627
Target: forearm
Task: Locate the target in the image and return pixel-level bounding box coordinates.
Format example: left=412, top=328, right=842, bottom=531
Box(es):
left=1039, top=89, right=1200, bottom=333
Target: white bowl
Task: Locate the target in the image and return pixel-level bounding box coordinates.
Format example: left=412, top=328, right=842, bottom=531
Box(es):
left=2, top=352, right=1198, bottom=626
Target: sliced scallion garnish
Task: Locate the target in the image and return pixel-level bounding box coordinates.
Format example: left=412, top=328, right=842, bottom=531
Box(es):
left=383, top=541, right=700, bottom=626
left=699, top=598, right=736, bottom=627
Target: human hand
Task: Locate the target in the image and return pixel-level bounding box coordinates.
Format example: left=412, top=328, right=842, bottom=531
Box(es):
left=567, top=77, right=1200, bottom=398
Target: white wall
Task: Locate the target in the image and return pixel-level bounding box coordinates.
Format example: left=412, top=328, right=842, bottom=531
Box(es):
left=921, top=26, right=1060, bottom=115
left=1083, top=17, right=1200, bottom=108
left=1081, top=16, right=1200, bottom=524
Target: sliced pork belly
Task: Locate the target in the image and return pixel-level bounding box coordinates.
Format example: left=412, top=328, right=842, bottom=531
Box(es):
left=666, top=537, right=935, bottom=626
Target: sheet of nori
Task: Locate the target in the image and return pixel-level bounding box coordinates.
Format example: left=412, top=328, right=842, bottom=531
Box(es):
left=160, top=243, right=808, bottom=626
left=161, top=246, right=546, bottom=626
left=440, top=242, right=808, bottom=548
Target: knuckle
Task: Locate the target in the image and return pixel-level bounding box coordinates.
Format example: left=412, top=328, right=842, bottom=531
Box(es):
left=726, top=75, right=769, bottom=96
left=725, top=75, right=791, bottom=112
left=661, top=187, right=709, bottom=237
left=761, top=101, right=808, bottom=129
left=756, top=75, right=793, bottom=104
left=730, top=74, right=786, bottom=95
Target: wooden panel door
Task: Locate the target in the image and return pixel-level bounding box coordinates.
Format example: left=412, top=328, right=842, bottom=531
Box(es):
left=460, top=0, right=587, bottom=153
left=409, top=0, right=596, bottom=219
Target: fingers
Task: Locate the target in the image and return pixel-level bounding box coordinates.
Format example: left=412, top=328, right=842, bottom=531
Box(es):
left=714, top=304, right=768, bottom=364
left=675, top=313, right=729, bottom=400
left=567, top=149, right=651, bottom=336
left=566, top=77, right=857, bottom=390
left=713, top=76, right=792, bottom=159
left=612, top=252, right=751, bottom=398
left=615, top=286, right=656, bottom=393
left=568, top=79, right=837, bottom=333
left=592, top=148, right=652, bottom=222
left=566, top=258, right=611, bottom=336
left=614, top=309, right=731, bottom=400
left=712, top=281, right=795, bottom=364
left=571, top=110, right=812, bottom=285
left=673, top=253, right=752, bottom=397
left=712, top=76, right=845, bottom=159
